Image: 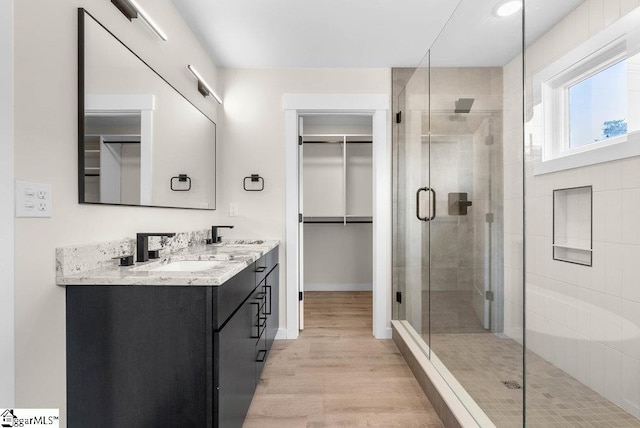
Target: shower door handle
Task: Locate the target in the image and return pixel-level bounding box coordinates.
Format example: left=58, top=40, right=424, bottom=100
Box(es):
left=416, top=187, right=436, bottom=222
left=428, top=188, right=436, bottom=220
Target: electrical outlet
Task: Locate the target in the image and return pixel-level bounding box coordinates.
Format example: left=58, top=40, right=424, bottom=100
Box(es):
left=229, top=202, right=238, bottom=217
left=16, top=180, right=52, bottom=218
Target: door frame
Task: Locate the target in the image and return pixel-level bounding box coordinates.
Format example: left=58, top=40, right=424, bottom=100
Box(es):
left=0, top=0, right=15, bottom=406
left=284, top=94, right=391, bottom=339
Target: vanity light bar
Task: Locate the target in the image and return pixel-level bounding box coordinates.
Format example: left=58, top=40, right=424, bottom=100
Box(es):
left=111, top=0, right=168, bottom=41
left=187, top=65, right=223, bottom=104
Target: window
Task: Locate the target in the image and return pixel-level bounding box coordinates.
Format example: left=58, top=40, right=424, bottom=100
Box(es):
left=568, top=59, right=627, bottom=149
left=531, top=9, right=640, bottom=175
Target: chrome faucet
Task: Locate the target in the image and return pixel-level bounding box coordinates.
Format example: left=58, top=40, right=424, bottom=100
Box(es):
left=207, top=226, right=234, bottom=244
left=136, top=233, right=176, bottom=262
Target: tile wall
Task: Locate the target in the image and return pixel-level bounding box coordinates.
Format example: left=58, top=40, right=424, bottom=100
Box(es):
left=503, top=0, right=640, bottom=417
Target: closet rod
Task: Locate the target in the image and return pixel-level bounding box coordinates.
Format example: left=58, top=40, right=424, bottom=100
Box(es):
left=303, top=216, right=373, bottom=224
left=303, top=220, right=373, bottom=224
left=302, top=133, right=372, bottom=137
left=302, top=141, right=372, bottom=144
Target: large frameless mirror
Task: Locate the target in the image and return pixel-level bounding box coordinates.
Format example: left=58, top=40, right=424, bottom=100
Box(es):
left=78, top=9, right=216, bottom=210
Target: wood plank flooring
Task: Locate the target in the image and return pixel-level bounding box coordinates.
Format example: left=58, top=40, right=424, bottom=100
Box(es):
left=244, top=291, right=443, bottom=427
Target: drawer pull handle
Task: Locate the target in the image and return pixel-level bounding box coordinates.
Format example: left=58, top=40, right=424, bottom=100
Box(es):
left=255, top=266, right=267, bottom=273
left=264, top=285, right=272, bottom=315
left=250, top=302, right=261, bottom=338
left=256, top=349, right=267, bottom=362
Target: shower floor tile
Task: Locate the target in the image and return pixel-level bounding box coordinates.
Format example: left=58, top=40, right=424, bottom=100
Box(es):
left=429, top=333, right=640, bottom=427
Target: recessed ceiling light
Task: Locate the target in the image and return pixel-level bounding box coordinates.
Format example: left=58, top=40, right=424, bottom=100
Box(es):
left=495, top=0, right=522, bottom=17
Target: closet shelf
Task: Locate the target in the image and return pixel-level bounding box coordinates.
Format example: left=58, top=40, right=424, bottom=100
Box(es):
left=303, top=216, right=372, bottom=224
left=302, top=134, right=372, bottom=138
left=302, top=133, right=373, bottom=144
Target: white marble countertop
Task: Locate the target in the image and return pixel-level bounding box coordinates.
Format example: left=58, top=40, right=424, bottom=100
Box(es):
left=57, top=239, right=279, bottom=286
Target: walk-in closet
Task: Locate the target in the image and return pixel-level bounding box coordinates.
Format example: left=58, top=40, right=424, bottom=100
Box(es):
left=299, top=114, right=374, bottom=327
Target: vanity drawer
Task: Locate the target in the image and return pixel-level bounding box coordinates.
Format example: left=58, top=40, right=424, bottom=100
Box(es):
left=212, top=263, right=256, bottom=330
left=254, top=248, right=277, bottom=285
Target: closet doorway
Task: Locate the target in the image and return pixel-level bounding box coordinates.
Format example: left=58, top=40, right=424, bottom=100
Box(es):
left=299, top=114, right=373, bottom=330
left=283, top=94, right=391, bottom=340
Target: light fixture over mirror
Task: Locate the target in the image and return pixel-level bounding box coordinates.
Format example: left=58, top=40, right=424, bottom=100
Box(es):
left=187, top=65, right=223, bottom=104
left=110, top=0, right=168, bottom=41
left=78, top=9, right=216, bottom=210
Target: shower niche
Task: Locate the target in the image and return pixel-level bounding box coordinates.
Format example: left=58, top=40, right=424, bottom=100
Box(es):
left=553, top=186, right=592, bottom=266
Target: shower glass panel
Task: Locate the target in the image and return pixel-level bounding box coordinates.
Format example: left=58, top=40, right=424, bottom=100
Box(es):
left=393, top=63, right=430, bottom=348
left=393, top=0, right=524, bottom=424
left=524, top=1, right=640, bottom=425
left=428, top=0, right=522, bottom=423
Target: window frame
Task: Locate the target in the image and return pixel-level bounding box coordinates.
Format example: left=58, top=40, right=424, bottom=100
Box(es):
left=532, top=8, right=640, bottom=175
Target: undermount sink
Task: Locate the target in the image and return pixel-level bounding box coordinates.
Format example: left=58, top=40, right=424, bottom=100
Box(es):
left=150, top=260, right=224, bottom=272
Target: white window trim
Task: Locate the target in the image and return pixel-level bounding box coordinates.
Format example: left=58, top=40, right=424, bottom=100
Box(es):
left=533, top=7, right=640, bottom=175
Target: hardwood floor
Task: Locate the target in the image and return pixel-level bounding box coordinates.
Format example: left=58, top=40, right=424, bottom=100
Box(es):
left=244, top=291, right=443, bottom=427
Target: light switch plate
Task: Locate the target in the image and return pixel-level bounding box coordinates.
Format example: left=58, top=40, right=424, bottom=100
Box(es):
left=16, top=180, right=52, bottom=218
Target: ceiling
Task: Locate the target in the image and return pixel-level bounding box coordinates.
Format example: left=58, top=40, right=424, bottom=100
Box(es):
left=172, top=0, right=584, bottom=68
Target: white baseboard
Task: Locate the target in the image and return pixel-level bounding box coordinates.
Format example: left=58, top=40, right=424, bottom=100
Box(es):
left=274, top=328, right=288, bottom=340
left=378, top=326, right=392, bottom=339
left=304, top=283, right=372, bottom=291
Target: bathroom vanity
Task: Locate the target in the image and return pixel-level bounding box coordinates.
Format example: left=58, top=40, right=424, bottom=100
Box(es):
left=58, top=238, right=279, bottom=428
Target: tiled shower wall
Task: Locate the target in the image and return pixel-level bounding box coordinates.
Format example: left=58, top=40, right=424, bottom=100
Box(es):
left=503, top=0, right=640, bottom=417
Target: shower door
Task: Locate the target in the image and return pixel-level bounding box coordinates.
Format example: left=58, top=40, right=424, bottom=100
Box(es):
left=393, top=65, right=502, bottom=337
left=393, top=66, right=431, bottom=344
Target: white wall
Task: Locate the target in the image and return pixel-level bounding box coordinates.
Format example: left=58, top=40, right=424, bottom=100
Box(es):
left=304, top=224, right=373, bottom=290
left=220, top=68, right=390, bottom=329
left=0, top=0, right=15, bottom=408
left=504, top=0, right=640, bottom=417
left=14, top=0, right=222, bottom=423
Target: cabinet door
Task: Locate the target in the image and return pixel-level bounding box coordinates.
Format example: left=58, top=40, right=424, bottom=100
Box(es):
left=67, top=286, right=210, bottom=428
left=265, top=265, right=279, bottom=353
left=255, top=284, right=268, bottom=383
left=216, top=291, right=257, bottom=428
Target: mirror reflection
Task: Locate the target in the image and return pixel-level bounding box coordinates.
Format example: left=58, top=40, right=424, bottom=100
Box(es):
left=79, top=10, right=216, bottom=209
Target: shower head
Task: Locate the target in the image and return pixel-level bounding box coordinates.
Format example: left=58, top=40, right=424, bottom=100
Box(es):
left=454, top=98, right=475, bottom=114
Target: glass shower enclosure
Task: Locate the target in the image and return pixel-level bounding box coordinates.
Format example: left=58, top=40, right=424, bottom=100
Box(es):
left=393, top=0, right=640, bottom=426
left=392, top=2, right=520, bottom=420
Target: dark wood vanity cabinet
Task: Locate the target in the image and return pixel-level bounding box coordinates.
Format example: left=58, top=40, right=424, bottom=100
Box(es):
left=66, top=248, right=279, bottom=428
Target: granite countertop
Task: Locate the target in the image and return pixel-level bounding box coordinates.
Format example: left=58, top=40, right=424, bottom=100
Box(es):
left=56, top=239, right=279, bottom=286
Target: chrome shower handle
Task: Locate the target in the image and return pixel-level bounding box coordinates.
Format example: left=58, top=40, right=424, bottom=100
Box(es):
left=416, top=187, right=436, bottom=222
